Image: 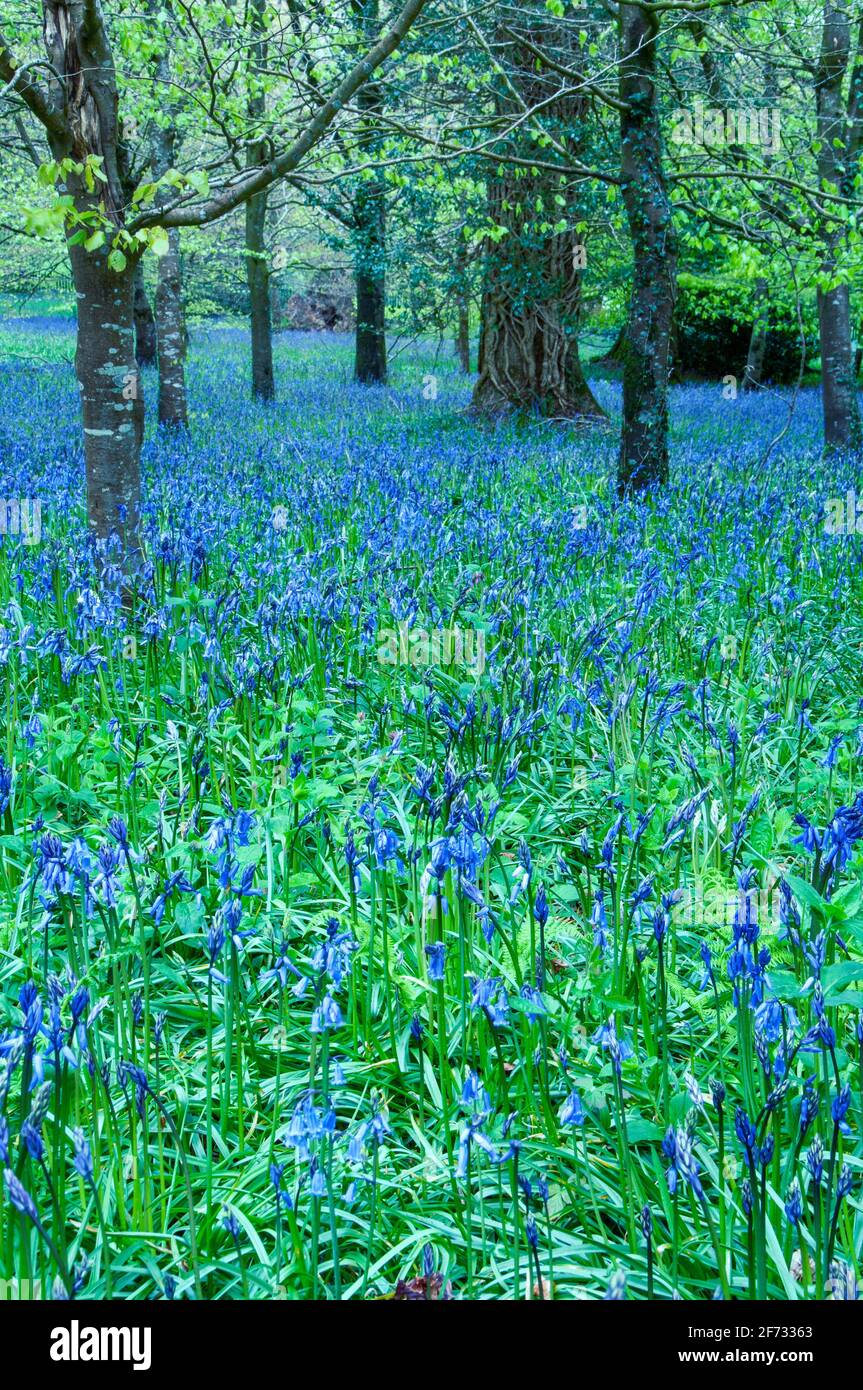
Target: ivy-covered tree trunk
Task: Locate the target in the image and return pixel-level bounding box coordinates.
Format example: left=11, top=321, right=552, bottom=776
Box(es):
left=246, top=0, right=275, bottom=401
left=816, top=3, right=863, bottom=452
left=353, top=0, right=387, bottom=385
left=471, top=18, right=604, bottom=421
left=617, top=5, right=678, bottom=493
left=133, top=264, right=157, bottom=367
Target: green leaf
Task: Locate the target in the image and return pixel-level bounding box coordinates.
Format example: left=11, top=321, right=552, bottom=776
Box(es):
left=784, top=873, right=827, bottom=913
left=148, top=227, right=169, bottom=258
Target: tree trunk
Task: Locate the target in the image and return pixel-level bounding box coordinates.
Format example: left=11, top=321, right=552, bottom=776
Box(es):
left=598, top=323, right=626, bottom=366
left=246, top=0, right=275, bottom=400
left=154, top=230, right=188, bottom=428
left=743, top=279, right=769, bottom=390
left=354, top=0, right=388, bottom=384
left=454, top=238, right=471, bottom=372
left=133, top=264, right=157, bottom=367
left=816, top=3, right=863, bottom=452
left=68, top=242, right=143, bottom=544
left=617, top=5, right=678, bottom=493
left=150, top=24, right=188, bottom=428
left=456, top=305, right=471, bottom=373
left=471, top=17, right=604, bottom=421
left=477, top=291, right=488, bottom=378
left=271, top=278, right=283, bottom=330
left=246, top=203, right=275, bottom=400
left=41, top=1, right=144, bottom=545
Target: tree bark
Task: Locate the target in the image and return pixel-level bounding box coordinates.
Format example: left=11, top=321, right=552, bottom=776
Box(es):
left=246, top=194, right=275, bottom=398
left=471, top=16, right=604, bottom=421
left=617, top=5, right=678, bottom=493
left=150, top=31, right=188, bottom=429
left=68, top=241, right=143, bottom=544
left=454, top=237, right=471, bottom=372
left=816, top=3, right=862, bottom=452
left=743, top=278, right=769, bottom=390
left=39, top=2, right=143, bottom=545
left=133, top=264, right=157, bottom=367
left=598, top=323, right=626, bottom=366
left=271, top=279, right=283, bottom=330
left=353, top=0, right=388, bottom=384
left=154, top=229, right=188, bottom=427
left=246, top=0, right=275, bottom=400
left=456, top=302, right=471, bottom=373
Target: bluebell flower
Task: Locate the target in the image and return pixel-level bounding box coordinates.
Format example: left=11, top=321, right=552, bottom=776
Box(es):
left=799, top=1078, right=819, bottom=1136
left=519, top=983, right=547, bottom=1024
left=669, top=1127, right=704, bottom=1199
left=592, top=1015, right=634, bottom=1076
left=260, top=942, right=303, bottom=991
left=310, top=994, right=343, bottom=1034
left=559, top=1088, right=585, bottom=1126
left=461, top=1069, right=492, bottom=1118
left=3, top=1169, right=38, bottom=1221
left=222, top=1207, right=241, bottom=1237
left=591, top=889, right=609, bottom=956
left=832, top=1084, right=852, bottom=1136
left=630, top=876, right=655, bottom=913
left=784, top=1181, right=803, bottom=1227
left=425, top=941, right=446, bottom=982
left=525, top=1214, right=539, bottom=1250
left=806, top=1136, right=824, bottom=1184
left=72, top=1128, right=94, bottom=1182
left=700, top=942, right=715, bottom=991
left=792, top=813, right=821, bottom=856
left=735, top=1106, right=757, bottom=1161
left=471, top=977, right=509, bottom=1028
left=107, top=816, right=130, bottom=849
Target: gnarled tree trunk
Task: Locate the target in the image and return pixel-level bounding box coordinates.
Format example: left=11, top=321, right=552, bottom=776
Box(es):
left=617, top=5, right=678, bottom=493
left=471, top=15, right=604, bottom=421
